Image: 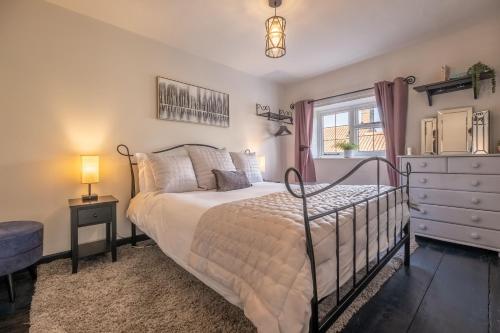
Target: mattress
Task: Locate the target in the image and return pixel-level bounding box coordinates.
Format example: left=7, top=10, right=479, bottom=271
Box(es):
left=127, top=182, right=287, bottom=305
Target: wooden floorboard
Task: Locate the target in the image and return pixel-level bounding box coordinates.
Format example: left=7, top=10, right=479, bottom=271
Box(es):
left=342, top=243, right=444, bottom=333
left=407, top=246, right=490, bottom=333
left=0, top=271, right=32, bottom=333
left=490, top=256, right=500, bottom=333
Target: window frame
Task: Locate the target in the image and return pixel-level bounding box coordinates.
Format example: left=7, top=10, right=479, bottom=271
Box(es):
left=316, top=101, right=385, bottom=158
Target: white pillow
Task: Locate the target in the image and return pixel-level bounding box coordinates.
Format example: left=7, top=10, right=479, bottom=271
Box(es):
left=148, top=154, right=199, bottom=193
left=135, top=147, right=189, bottom=193
left=135, top=153, right=156, bottom=193
left=230, top=152, right=263, bottom=183
left=186, top=146, right=236, bottom=190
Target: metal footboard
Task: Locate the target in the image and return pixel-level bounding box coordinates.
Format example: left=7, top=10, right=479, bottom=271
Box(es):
left=284, top=157, right=412, bottom=333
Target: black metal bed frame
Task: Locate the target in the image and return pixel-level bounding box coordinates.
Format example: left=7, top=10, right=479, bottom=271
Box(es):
left=284, top=157, right=412, bottom=333
left=117, top=144, right=412, bottom=332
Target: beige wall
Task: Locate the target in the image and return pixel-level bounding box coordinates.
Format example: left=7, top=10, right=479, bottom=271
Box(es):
left=281, top=15, right=500, bottom=183
left=0, top=0, right=284, bottom=255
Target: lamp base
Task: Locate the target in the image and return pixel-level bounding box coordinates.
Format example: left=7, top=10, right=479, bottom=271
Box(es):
left=82, top=193, right=98, bottom=201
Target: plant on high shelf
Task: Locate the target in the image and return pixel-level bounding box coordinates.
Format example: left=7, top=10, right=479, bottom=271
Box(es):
left=335, top=142, right=358, bottom=158
left=467, top=62, right=496, bottom=98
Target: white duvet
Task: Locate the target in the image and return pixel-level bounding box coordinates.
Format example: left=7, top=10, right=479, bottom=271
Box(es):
left=127, top=182, right=409, bottom=332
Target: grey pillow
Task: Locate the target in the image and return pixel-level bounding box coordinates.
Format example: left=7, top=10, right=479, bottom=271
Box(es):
left=212, top=170, right=252, bottom=192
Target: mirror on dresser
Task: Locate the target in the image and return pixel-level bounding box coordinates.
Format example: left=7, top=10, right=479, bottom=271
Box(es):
left=420, top=107, right=490, bottom=155
left=437, top=107, right=473, bottom=155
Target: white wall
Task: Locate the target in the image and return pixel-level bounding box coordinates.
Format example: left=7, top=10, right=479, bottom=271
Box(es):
left=281, top=16, right=500, bottom=184
left=0, top=0, right=284, bottom=255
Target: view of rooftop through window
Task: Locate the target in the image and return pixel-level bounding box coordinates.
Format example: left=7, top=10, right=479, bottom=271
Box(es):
left=315, top=95, right=386, bottom=156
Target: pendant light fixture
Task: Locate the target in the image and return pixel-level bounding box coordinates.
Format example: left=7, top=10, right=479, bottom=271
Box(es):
left=265, top=0, right=286, bottom=58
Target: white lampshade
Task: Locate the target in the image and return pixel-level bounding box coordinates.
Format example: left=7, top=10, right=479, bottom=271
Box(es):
left=81, top=155, right=100, bottom=184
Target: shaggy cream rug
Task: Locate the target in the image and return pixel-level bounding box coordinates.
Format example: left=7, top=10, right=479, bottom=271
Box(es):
left=30, top=238, right=417, bottom=333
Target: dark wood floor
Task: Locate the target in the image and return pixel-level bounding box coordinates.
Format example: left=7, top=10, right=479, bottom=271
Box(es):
left=1, top=237, right=499, bottom=333
left=343, top=237, right=500, bottom=333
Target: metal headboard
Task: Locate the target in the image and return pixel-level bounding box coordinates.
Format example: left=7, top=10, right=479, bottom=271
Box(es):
left=116, top=143, right=220, bottom=245
left=116, top=143, right=219, bottom=199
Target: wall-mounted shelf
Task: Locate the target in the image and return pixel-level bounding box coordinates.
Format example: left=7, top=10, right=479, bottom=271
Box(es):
left=414, top=71, right=494, bottom=106
left=256, top=104, right=293, bottom=124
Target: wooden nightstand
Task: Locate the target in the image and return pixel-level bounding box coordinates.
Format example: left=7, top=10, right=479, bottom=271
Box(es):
left=68, top=195, right=119, bottom=273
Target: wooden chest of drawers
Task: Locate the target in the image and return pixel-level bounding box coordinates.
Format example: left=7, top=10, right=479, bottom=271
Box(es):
left=400, top=155, right=500, bottom=256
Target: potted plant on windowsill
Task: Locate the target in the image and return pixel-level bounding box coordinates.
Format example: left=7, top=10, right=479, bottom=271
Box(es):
left=335, top=142, right=358, bottom=158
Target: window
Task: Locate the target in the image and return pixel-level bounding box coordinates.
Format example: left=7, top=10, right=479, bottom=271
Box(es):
left=314, top=95, right=385, bottom=157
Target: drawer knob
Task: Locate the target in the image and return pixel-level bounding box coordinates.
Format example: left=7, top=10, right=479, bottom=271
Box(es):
left=419, top=162, right=427, bottom=167
left=418, top=193, right=427, bottom=199
left=470, top=232, right=480, bottom=240
left=470, top=180, right=480, bottom=187
left=419, top=178, right=428, bottom=184
left=93, top=213, right=98, bottom=218
left=471, top=198, right=480, bottom=205
left=472, top=162, right=480, bottom=169
left=418, top=224, right=427, bottom=231
left=420, top=209, right=427, bottom=215
left=471, top=215, right=480, bottom=222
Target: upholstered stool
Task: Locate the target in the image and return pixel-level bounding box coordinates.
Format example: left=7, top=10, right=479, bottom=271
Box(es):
left=0, top=221, right=43, bottom=303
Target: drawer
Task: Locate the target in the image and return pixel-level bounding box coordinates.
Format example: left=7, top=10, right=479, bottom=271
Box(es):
left=412, top=218, right=500, bottom=250
left=410, top=173, right=500, bottom=193
left=78, top=206, right=112, bottom=226
left=410, top=188, right=500, bottom=212
left=448, top=157, right=500, bottom=174
left=411, top=204, right=500, bottom=230
left=400, top=157, right=447, bottom=173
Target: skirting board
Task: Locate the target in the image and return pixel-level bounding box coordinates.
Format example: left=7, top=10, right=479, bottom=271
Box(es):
left=38, top=234, right=150, bottom=264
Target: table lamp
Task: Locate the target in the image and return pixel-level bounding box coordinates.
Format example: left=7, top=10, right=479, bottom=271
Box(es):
left=81, top=155, right=99, bottom=201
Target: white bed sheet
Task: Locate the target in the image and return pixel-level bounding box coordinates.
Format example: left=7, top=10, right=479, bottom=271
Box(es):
left=127, top=182, right=287, bottom=305
left=127, top=181, right=408, bottom=315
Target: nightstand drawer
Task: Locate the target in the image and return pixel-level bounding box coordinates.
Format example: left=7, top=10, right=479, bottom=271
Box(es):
left=78, top=206, right=112, bottom=225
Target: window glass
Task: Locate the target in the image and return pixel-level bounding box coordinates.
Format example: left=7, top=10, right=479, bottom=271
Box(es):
left=315, top=96, right=385, bottom=157
left=322, top=112, right=349, bottom=154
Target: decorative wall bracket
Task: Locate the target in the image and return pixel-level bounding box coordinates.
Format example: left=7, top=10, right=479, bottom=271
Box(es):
left=256, top=104, right=293, bottom=125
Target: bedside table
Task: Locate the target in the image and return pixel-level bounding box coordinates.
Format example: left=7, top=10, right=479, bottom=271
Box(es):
left=68, top=195, right=119, bottom=273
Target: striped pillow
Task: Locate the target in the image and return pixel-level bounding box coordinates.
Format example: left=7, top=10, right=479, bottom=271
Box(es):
left=186, top=146, right=236, bottom=190
left=230, top=152, right=263, bottom=183
left=148, top=154, right=199, bottom=193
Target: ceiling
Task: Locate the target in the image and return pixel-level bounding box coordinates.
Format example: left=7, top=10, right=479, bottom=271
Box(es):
left=47, top=0, right=500, bottom=84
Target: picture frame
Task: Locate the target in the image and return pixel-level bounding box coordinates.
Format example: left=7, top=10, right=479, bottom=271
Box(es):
left=157, top=76, right=229, bottom=127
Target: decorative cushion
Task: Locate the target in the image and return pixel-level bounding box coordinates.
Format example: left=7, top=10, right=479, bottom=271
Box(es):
left=186, top=146, right=236, bottom=190
left=230, top=152, right=263, bottom=183
left=212, top=170, right=251, bottom=192
left=136, top=148, right=189, bottom=193
left=135, top=153, right=156, bottom=193
left=0, top=221, right=43, bottom=276
left=148, top=154, right=199, bottom=193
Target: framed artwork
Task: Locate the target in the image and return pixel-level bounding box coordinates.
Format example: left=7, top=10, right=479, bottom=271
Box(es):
left=157, top=76, right=229, bottom=127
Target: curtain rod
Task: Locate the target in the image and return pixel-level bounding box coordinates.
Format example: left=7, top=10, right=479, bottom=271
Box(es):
left=306, top=75, right=416, bottom=105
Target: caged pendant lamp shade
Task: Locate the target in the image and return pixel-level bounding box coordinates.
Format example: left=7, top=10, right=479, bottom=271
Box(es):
left=265, top=0, right=286, bottom=58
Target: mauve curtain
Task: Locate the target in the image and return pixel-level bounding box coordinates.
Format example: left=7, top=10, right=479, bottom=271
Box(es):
left=374, top=78, right=408, bottom=186
left=294, top=100, right=316, bottom=182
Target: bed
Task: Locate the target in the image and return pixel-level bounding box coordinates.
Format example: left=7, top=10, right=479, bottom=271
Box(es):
left=117, top=143, right=412, bottom=333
